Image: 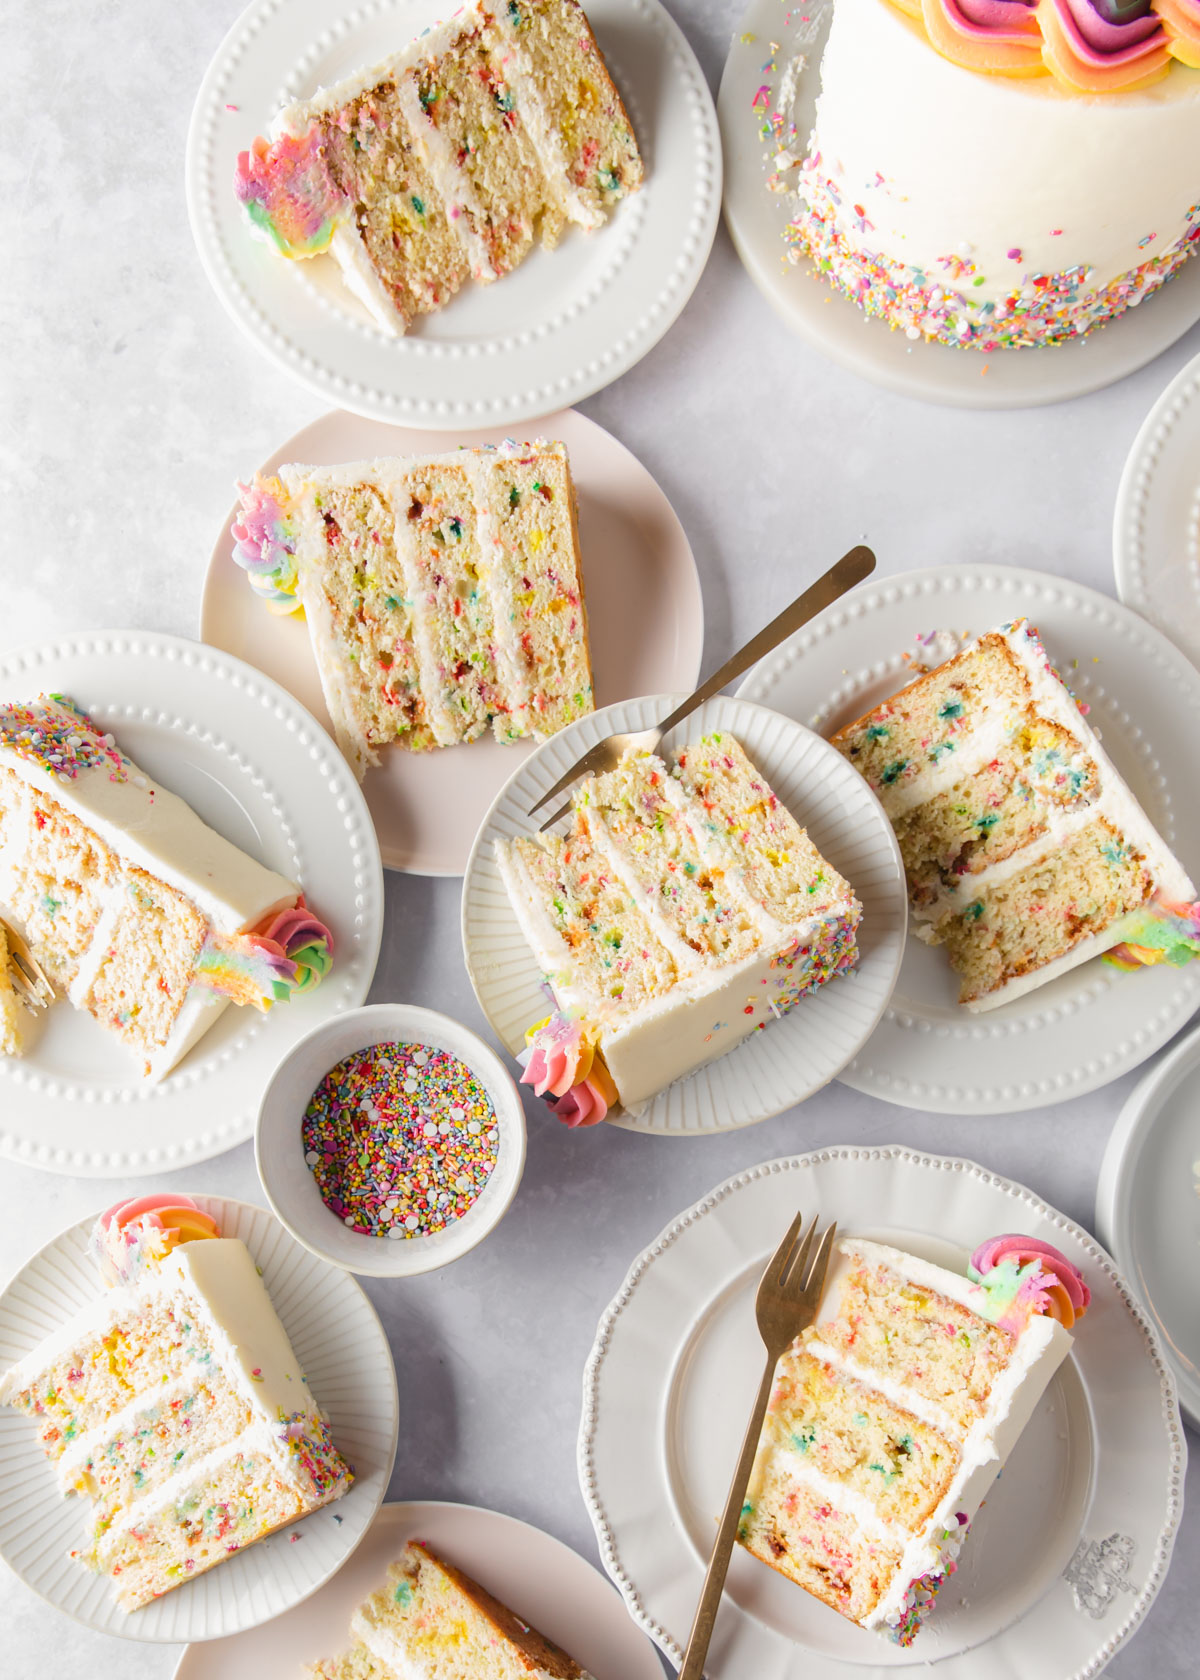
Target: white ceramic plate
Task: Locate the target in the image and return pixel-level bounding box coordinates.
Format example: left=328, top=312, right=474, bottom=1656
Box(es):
left=1096, top=1019, right=1200, bottom=1431
left=718, top=0, right=1200, bottom=411
left=201, top=407, right=705, bottom=875
left=0, top=632, right=384, bottom=1176
left=1113, top=346, right=1200, bottom=672
left=579, top=1147, right=1186, bottom=1680
left=171, top=1498, right=665, bottom=1680
left=0, top=1196, right=398, bottom=1643
left=738, top=563, right=1200, bottom=1113
left=461, top=692, right=907, bottom=1136
left=186, top=0, right=720, bottom=428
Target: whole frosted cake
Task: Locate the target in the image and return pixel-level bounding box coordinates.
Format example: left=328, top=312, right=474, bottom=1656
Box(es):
left=831, top=619, right=1200, bottom=1007
left=233, top=442, right=591, bottom=778
left=0, top=1195, right=352, bottom=1611
left=0, top=696, right=332, bottom=1075
left=740, top=1233, right=1089, bottom=1643
left=779, top=0, right=1200, bottom=348
left=310, top=1540, right=595, bottom=1679
left=496, top=733, right=861, bottom=1119
left=235, top=0, right=643, bottom=334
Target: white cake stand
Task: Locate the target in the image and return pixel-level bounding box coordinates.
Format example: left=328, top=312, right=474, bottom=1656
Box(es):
left=719, top=0, right=1200, bottom=411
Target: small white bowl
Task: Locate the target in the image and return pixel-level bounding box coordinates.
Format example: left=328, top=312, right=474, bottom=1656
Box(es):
left=255, top=1004, right=527, bottom=1278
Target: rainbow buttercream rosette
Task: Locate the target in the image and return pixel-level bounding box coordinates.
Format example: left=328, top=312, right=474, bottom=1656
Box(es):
left=233, top=127, right=349, bottom=258
left=968, top=1232, right=1090, bottom=1331
left=90, top=1193, right=221, bottom=1286
left=231, top=476, right=301, bottom=614
left=193, top=896, right=335, bottom=1011
left=1104, top=896, right=1200, bottom=971
left=518, top=1012, right=619, bottom=1127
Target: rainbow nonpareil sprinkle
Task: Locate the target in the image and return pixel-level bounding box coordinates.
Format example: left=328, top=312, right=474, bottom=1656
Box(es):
left=302, top=1042, right=498, bottom=1238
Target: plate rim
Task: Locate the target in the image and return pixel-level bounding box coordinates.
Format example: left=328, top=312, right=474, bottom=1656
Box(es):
left=577, top=1144, right=1188, bottom=1679
left=1095, top=1017, right=1200, bottom=1431
left=717, top=0, right=1200, bottom=413
left=0, top=627, right=385, bottom=1175
left=1112, top=342, right=1200, bottom=672
left=737, top=559, right=1200, bottom=1114
left=459, top=689, right=908, bottom=1135
left=198, top=404, right=706, bottom=878
left=0, top=1192, right=399, bottom=1644
left=184, top=0, right=722, bottom=428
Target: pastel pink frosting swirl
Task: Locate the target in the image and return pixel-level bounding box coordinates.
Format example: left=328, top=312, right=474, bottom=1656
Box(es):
left=969, top=1233, right=1090, bottom=1329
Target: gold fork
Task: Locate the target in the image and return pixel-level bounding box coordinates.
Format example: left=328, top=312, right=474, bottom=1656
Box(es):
left=528, top=545, right=875, bottom=831
left=1, top=915, right=54, bottom=1014
left=678, top=1211, right=839, bottom=1680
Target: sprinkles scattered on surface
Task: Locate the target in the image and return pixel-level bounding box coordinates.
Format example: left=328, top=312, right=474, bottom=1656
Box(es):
left=302, top=1041, right=498, bottom=1239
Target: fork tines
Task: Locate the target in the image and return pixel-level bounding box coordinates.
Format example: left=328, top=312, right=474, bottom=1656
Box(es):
left=1, top=917, right=53, bottom=1014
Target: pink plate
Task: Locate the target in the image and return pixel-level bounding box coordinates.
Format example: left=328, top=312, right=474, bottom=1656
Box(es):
left=200, top=408, right=704, bottom=874
left=171, top=1500, right=665, bottom=1680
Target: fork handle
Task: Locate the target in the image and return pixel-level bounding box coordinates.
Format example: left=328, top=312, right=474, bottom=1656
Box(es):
left=655, top=544, right=876, bottom=742
left=678, top=1356, right=777, bottom=1680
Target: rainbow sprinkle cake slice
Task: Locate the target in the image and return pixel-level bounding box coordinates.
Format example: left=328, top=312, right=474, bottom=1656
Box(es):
left=740, top=1233, right=1088, bottom=1645
left=0, top=1196, right=352, bottom=1612
left=831, top=618, right=1200, bottom=1008
left=234, top=0, right=643, bottom=335
left=497, top=732, right=861, bottom=1117
left=232, top=441, right=592, bottom=778
left=309, top=1539, right=595, bottom=1679
left=0, top=695, right=333, bottom=1077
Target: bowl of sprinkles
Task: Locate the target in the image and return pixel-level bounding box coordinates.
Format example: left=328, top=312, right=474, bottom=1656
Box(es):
left=255, top=1004, right=526, bottom=1276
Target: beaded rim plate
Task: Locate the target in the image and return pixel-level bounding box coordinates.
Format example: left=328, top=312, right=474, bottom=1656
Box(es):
left=578, top=1147, right=1187, bottom=1680
left=718, top=0, right=1200, bottom=412
left=1113, top=344, right=1200, bottom=673
left=460, top=692, right=908, bottom=1136
left=0, top=1195, right=398, bottom=1643
left=185, top=0, right=721, bottom=427
left=0, top=631, right=384, bottom=1177
left=200, top=406, right=705, bottom=876
left=737, top=563, right=1200, bottom=1114
left=170, top=1499, right=666, bottom=1679
left=1096, top=1017, right=1200, bottom=1432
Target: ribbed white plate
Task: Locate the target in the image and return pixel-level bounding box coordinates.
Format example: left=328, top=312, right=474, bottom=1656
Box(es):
left=461, top=693, right=907, bottom=1135
left=579, top=1148, right=1186, bottom=1680
left=0, top=632, right=384, bottom=1176
left=172, top=1499, right=665, bottom=1680
left=0, top=1196, right=398, bottom=1643
left=185, top=0, right=720, bottom=427
left=738, top=563, right=1200, bottom=1113
left=1113, top=345, right=1200, bottom=672
left=1096, top=1019, right=1200, bottom=1431
left=719, top=0, right=1200, bottom=411
left=200, top=407, right=704, bottom=876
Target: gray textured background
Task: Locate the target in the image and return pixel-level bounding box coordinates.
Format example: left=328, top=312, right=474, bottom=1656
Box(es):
left=2, top=1, right=1197, bottom=1675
